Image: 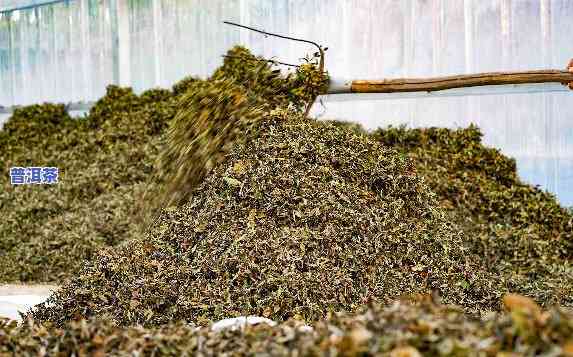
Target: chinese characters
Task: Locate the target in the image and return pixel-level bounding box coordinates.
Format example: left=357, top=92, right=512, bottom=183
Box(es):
left=9, top=167, right=59, bottom=185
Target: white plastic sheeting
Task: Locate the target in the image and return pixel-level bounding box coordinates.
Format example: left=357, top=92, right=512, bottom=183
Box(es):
left=0, top=0, right=572, bottom=204
left=210, top=316, right=277, bottom=332
left=0, top=295, right=49, bottom=320
left=0, top=284, right=57, bottom=321
left=0, top=0, right=117, bottom=105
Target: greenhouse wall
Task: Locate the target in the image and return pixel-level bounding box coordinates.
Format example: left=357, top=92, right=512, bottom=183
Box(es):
left=0, top=0, right=572, bottom=205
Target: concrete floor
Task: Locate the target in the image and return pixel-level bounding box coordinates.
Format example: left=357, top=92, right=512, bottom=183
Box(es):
left=0, top=285, right=58, bottom=321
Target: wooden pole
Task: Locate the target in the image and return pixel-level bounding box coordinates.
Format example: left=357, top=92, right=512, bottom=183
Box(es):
left=327, top=68, right=573, bottom=94
left=567, top=58, right=573, bottom=90
left=352, top=70, right=573, bottom=93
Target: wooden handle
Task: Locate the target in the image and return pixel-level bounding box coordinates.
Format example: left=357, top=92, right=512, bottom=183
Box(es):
left=350, top=70, right=573, bottom=93
left=568, top=58, right=573, bottom=90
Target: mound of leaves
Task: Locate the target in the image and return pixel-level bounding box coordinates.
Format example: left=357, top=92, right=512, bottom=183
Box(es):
left=0, top=79, right=198, bottom=282
left=30, top=110, right=504, bottom=327
left=373, top=125, right=573, bottom=307
left=0, top=45, right=326, bottom=283
left=5, top=295, right=573, bottom=356
left=143, top=46, right=329, bottom=220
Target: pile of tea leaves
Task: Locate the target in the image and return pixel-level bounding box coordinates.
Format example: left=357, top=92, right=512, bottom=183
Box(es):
left=0, top=45, right=323, bottom=283
left=31, top=112, right=505, bottom=327
left=4, top=44, right=573, bottom=355
left=0, top=81, right=196, bottom=283
left=373, top=125, right=573, bottom=307
left=29, top=48, right=505, bottom=327
left=143, top=46, right=329, bottom=219
left=5, top=295, right=573, bottom=356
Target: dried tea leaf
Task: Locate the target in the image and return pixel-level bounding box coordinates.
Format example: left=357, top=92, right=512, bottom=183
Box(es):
left=373, top=125, right=573, bottom=308
left=8, top=298, right=573, bottom=356
left=0, top=87, right=179, bottom=282
left=30, top=114, right=504, bottom=327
